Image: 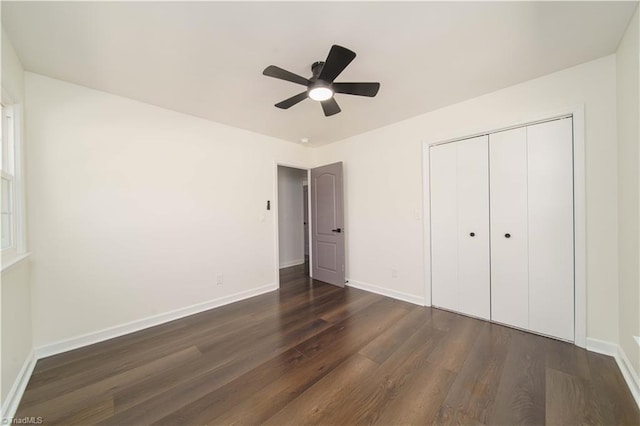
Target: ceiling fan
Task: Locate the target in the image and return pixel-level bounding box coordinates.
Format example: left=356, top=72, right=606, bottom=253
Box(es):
left=262, top=45, right=380, bottom=117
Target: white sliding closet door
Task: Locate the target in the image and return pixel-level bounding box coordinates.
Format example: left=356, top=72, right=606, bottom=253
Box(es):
left=489, top=127, right=529, bottom=330
left=431, top=136, right=490, bottom=319
left=527, top=118, right=574, bottom=341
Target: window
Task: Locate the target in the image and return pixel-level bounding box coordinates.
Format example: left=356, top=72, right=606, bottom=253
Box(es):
left=1, top=104, right=16, bottom=251
left=1, top=99, right=26, bottom=264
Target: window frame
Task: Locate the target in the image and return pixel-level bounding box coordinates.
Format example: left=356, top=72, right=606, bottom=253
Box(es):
left=1, top=88, right=27, bottom=269
left=2, top=170, right=16, bottom=251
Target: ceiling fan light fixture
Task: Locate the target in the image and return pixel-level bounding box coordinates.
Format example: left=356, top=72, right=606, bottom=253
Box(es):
left=263, top=45, right=379, bottom=116
left=308, top=86, right=333, bottom=101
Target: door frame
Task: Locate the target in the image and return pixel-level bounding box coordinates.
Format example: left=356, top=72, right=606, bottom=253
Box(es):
left=421, top=105, right=586, bottom=348
left=273, top=161, right=313, bottom=288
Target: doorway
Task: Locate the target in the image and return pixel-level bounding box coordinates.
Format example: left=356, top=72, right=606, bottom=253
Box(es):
left=277, top=166, right=310, bottom=281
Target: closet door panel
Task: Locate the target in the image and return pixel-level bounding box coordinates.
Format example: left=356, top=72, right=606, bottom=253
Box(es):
left=430, top=143, right=458, bottom=312
left=490, top=128, right=529, bottom=330
left=457, top=136, right=490, bottom=320
left=527, top=118, right=574, bottom=341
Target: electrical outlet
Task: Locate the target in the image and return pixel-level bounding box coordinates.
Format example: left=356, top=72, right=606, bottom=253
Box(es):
left=216, top=274, right=224, bottom=285
left=391, top=268, right=398, bottom=278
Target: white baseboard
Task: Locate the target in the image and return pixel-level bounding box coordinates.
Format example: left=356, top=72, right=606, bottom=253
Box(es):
left=346, top=279, right=425, bottom=306
left=586, top=337, right=618, bottom=356
left=616, top=343, right=640, bottom=409
left=587, top=338, right=640, bottom=408
left=279, top=259, right=305, bottom=269
left=35, top=283, right=277, bottom=359
left=1, top=350, right=36, bottom=422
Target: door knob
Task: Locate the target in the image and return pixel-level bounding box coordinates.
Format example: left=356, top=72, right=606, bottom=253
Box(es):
left=505, top=233, right=511, bottom=238
left=470, top=232, right=475, bottom=237
left=332, top=228, right=342, bottom=233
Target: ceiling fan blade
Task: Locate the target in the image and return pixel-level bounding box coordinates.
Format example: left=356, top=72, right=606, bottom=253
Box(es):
left=333, top=82, right=380, bottom=97
left=263, top=65, right=311, bottom=86
left=321, top=98, right=341, bottom=116
left=275, top=92, right=308, bottom=109
left=318, top=45, right=356, bottom=83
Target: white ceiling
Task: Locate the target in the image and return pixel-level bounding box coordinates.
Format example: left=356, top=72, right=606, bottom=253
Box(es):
left=2, top=1, right=637, bottom=146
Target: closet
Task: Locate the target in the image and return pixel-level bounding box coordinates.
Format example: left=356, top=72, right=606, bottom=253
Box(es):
left=429, top=117, right=574, bottom=342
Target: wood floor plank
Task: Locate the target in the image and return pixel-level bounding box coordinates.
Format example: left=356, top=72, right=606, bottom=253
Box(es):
left=586, top=351, right=640, bottom=425
left=438, top=322, right=511, bottom=424
left=264, top=320, right=444, bottom=426
left=426, top=312, right=484, bottom=373
left=56, top=397, right=115, bottom=426
left=319, top=290, right=382, bottom=324
left=14, top=263, right=639, bottom=425
left=109, top=283, right=360, bottom=414
left=426, top=306, right=461, bottom=332
left=545, top=367, right=604, bottom=425
left=106, top=317, right=331, bottom=421
left=294, top=298, right=411, bottom=359
left=202, top=300, right=412, bottom=425
left=372, top=360, right=456, bottom=425
left=433, top=404, right=486, bottom=426
left=107, top=349, right=307, bottom=426
left=261, top=354, right=380, bottom=426
left=17, top=346, right=202, bottom=422
left=359, top=306, right=434, bottom=364
left=152, top=349, right=317, bottom=426
left=488, top=330, right=547, bottom=425
left=304, top=321, right=446, bottom=425
left=544, top=337, right=592, bottom=381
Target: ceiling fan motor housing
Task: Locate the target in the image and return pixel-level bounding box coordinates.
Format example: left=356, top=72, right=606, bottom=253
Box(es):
left=311, top=61, right=325, bottom=80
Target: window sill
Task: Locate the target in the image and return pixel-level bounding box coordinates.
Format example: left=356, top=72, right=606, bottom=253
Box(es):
left=2, top=252, right=31, bottom=273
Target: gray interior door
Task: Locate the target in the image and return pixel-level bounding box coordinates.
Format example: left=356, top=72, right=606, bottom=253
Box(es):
left=311, top=162, right=345, bottom=287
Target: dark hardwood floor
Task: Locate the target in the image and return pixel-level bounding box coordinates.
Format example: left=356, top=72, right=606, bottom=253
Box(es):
left=16, top=264, right=640, bottom=425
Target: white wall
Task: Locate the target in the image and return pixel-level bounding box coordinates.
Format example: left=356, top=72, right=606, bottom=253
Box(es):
left=1, top=29, right=24, bottom=103
left=1, top=261, right=31, bottom=409
left=313, top=55, right=619, bottom=343
left=616, top=6, right=640, bottom=379
left=25, top=73, right=311, bottom=348
left=277, top=166, right=306, bottom=268
left=1, top=29, right=32, bottom=413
